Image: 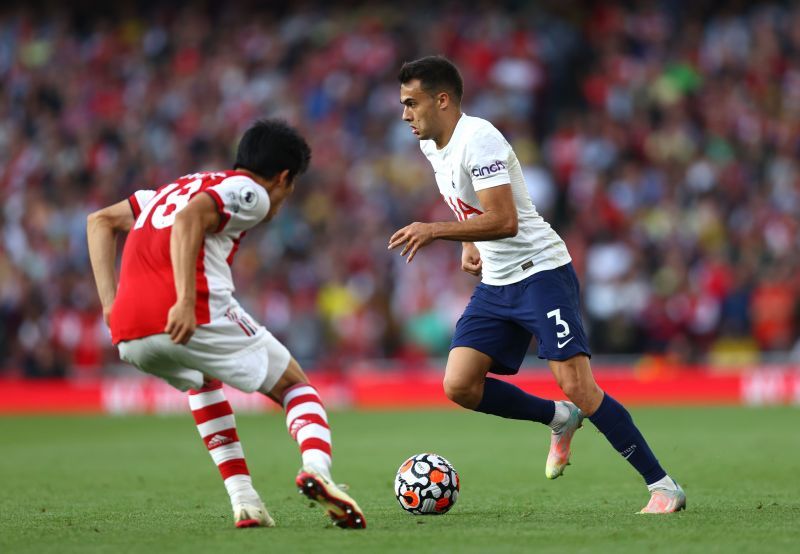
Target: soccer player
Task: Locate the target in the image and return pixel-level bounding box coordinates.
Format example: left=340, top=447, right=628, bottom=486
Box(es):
left=87, top=120, right=366, bottom=529
left=390, top=56, right=685, bottom=514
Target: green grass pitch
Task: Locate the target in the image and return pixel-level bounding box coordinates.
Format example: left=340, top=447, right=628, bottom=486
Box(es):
left=1, top=407, right=798, bottom=553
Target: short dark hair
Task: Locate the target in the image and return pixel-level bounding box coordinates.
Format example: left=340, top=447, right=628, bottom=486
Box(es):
left=234, top=119, right=311, bottom=181
left=398, top=55, right=464, bottom=103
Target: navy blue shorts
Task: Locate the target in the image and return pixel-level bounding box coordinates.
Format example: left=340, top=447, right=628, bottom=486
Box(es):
left=450, top=263, right=591, bottom=375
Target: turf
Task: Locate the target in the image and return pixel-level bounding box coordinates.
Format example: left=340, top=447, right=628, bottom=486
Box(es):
left=1, top=407, right=797, bottom=553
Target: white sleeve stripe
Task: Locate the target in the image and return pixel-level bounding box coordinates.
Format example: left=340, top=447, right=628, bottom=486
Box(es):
left=296, top=424, right=331, bottom=445
left=285, top=403, right=328, bottom=426
left=210, top=442, right=245, bottom=465
left=472, top=176, right=511, bottom=191
left=282, top=385, right=320, bottom=406
left=197, top=415, right=236, bottom=437
left=189, top=389, right=227, bottom=410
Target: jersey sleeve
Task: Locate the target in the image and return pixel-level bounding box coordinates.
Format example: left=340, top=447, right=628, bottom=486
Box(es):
left=204, top=175, right=270, bottom=234
left=464, top=126, right=512, bottom=192
left=128, top=190, right=157, bottom=218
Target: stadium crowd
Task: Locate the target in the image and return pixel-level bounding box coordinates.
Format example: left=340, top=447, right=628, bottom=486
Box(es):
left=1, top=1, right=799, bottom=379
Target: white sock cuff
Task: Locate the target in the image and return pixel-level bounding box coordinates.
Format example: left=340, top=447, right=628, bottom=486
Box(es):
left=549, top=401, right=570, bottom=430
left=647, top=475, right=678, bottom=492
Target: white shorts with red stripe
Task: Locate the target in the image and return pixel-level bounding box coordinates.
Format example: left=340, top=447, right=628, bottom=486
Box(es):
left=118, top=302, right=290, bottom=393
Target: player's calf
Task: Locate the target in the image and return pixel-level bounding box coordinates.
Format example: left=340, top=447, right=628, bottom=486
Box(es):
left=281, top=383, right=366, bottom=528
left=189, top=379, right=271, bottom=528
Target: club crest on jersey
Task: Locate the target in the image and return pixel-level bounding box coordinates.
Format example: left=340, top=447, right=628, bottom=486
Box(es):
left=471, top=160, right=506, bottom=178
left=240, top=186, right=258, bottom=210
left=225, top=191, right=240, bottom=213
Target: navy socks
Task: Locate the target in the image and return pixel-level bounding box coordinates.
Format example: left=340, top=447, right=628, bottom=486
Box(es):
left=589, top=393, right=667, bottom=485
left=475, top=377, right=555, bottom=424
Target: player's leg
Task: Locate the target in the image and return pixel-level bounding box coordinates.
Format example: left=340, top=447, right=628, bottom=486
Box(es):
left=444, top=346, right=564, bottom=427
left=188, top=378, right=273, bottom=528
left=446, top=290, right=573, bottom=432
left=536, top=264, right=684, bottom=512
left=186, top=305, right=364, bottom=528
left=549, top=354, right=685, bottom=512
left=258, top=358, right=366, bottom=529
left=118, top=335, right=273, bottom=528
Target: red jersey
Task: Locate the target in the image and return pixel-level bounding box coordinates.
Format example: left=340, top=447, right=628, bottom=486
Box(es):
left=110, top=170, right=270, bottom=344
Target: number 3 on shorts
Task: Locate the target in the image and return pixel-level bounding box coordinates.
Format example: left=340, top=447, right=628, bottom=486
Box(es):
left=546, top=308, right=571, bottom=339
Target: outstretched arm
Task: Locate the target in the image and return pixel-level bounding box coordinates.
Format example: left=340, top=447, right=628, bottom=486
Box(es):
left=388, top=184, right=518, bottom=263
left=165, top=193, right=220, bottom=344
left=87, top=201, right=135, bottom=325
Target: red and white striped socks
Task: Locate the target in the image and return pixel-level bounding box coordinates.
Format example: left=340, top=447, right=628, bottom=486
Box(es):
left=189, top=379, right=259, bottom=505
left=282, top=384, right=333, bottom=480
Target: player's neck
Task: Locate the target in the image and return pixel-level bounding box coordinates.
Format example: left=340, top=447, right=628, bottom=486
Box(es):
left=434, top=111, right=463, bottom=150
left=236, top=168, right=271, bottom=190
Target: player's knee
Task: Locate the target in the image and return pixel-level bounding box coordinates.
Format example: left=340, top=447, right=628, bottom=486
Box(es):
left=558, top=376, right=602, bottom=413
left=443, top=377, right=481, bottom=409
left=552, top=358, right=600, bottom=408
left=559, top=379, right=584, bottom=402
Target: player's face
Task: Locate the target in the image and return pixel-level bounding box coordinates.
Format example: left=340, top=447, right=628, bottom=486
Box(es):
left=400, top=80, right=441, bottom=141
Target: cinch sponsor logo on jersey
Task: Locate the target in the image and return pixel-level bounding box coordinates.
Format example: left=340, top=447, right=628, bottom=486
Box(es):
left=471, top=160, right=506, bottom=177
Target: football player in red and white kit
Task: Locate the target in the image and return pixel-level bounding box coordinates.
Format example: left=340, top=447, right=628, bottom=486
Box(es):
left=87, top=120, right=365, bottom=529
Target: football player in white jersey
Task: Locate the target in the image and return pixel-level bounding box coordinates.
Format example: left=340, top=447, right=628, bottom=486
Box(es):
left=390, top=56, right=684, bottom=513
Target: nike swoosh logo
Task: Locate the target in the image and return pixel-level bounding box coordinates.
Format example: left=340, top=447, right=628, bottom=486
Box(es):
left=557, top=337, right=574, bottom=349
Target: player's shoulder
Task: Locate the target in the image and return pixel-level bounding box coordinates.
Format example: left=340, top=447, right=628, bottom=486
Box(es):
left=460, top=115, right=505, bottom=143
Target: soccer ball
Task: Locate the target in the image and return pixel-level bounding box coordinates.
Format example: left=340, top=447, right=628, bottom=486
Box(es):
left=394, top=453, right=460, bottom=515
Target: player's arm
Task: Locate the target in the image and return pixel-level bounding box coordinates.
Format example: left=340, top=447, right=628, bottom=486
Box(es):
left=165, top=193, right=221, bottom=344
left=87, top=200, right=136, bottom=325
left=389, top=185, right=517, bottom=263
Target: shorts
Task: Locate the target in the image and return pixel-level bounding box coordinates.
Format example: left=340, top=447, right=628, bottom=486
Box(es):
left=118, top=303, right=290, bottom=393
left=451, top=262, right=591, bottom=375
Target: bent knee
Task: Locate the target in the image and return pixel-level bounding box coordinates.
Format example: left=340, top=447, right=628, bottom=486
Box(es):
left=443, top=378, right=482, bottom=409
left=551, top=357, right=601, bottom=407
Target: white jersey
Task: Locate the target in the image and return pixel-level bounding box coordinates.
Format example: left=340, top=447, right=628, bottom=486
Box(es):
left=420, top=114, right=571, bottom=285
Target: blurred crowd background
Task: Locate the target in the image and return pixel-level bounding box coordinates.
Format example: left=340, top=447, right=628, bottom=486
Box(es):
left=2, top=0, right=800, bottom=379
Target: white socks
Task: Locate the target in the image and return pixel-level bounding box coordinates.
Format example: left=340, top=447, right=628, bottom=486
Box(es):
left=648, top=475, right=679, bottom=492
left=549, top=401, right=571, bottom=431
left=224, top=474, right=261, bottom=506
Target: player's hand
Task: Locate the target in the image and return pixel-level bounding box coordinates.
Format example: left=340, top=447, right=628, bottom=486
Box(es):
left=388, top=222, right=436, bottom=263
left=165, top=299, right=196, bottom=344
left=461, top=243, right=482, bottom=276
left=102, top=305, right=113, bottom=327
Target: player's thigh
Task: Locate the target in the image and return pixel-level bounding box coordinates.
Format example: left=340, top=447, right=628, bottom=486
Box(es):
left=520, top=263, right=591, bottom=361
left=183, top=305, right=291, bottom=393
left=450, top=311, right=532, bottom=375
left=118, top=335, right=205, bottom=391
left=444, top=346, right=493, bottom=390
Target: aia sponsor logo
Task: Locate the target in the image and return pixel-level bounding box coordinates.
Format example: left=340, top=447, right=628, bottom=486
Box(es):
left=444, top=195, right=483, bottom=221
left=471, top=160, right=506, bottom=177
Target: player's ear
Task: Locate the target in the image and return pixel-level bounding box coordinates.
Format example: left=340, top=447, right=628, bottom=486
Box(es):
left=436, top=91, right=449, bottom=110
left=277, top=169, right=291, bottom=189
